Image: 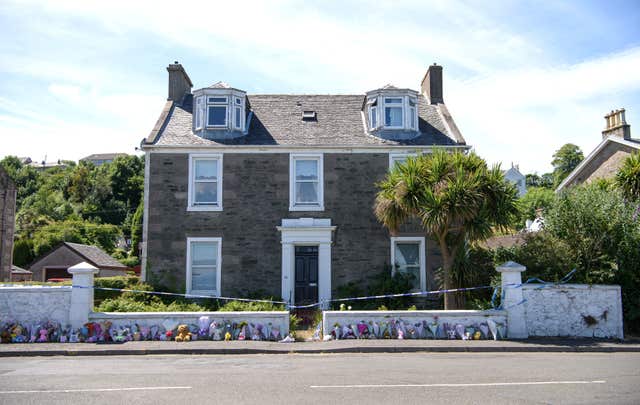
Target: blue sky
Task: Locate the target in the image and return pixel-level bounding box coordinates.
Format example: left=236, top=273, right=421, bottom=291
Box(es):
left=1, top=0, right=639, bottom=174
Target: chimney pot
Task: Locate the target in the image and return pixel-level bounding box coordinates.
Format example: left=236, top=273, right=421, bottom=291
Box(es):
left=602, top=107, right=632, bottom=140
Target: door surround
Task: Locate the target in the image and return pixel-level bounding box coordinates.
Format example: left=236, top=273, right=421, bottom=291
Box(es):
left=277, top=218, right=335, bottom=306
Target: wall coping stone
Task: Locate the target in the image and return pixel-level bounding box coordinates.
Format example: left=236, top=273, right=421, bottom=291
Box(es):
left=90, top=311, right=289, bottom=319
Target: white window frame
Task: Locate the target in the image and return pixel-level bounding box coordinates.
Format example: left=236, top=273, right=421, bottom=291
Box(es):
left=388, top=152, right=418, bottom=170
left=390, top=236, right=426, bottom=292
left=188, top=154, right=223, bottom=211
left=186, top=237, right=222, bottom=296
left=383, top=97, right=404, bottom=129
left=289, top=153, right=324, bottom=211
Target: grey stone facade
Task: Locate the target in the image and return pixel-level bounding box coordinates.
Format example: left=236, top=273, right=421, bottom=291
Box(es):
left=0, top=167, right=17, bottom=282
left=146, top=152, right=441, bottom=297
left=563, top=141, right=638, bottom=189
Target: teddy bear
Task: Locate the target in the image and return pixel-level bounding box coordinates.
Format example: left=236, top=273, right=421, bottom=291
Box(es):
left=175, top=324, right=192, bottom=342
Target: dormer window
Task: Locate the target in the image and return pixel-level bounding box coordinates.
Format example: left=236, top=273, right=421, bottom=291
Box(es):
left=365, top=87, right=419, bottom=134
left=193, top=83, right=247, bottom=136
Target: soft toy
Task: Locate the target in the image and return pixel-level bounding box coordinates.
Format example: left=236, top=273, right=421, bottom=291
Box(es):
left=11, top=324, right=26, bottom=343
left=198, top=316, right=210, bottom=339
left=38, top=328, right=48, bottom=342
left=175, top=325, right=192, bottom=342
left=357, top=321, right=368, bottom=338
left=224, top=331, right=232, bottom=341
left=209, top=321, right=223, bottom=341
left=69, top=329, right=79, bottom=343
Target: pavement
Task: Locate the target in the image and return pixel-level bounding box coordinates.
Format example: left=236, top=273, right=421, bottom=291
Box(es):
left=0, top=337, right=639, bottom=356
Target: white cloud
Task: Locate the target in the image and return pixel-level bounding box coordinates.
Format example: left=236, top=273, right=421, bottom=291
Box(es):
left=1, top=0, right=638, bottom=174
left=447, top=46, right=640, bottom=173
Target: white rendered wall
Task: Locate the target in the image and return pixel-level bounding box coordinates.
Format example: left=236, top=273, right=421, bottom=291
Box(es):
left=0, top=286, right=71, bottom=325
left=522, top=284, right=623, bottom=339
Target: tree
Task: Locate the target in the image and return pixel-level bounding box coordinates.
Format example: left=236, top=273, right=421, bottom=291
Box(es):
left=616, top=152, right=640, bottom=201
left=551, top=143, right=584, bottom=186
left=545, top=184, right=640, bottom=332
left=515, top=186, right=555, bottom=229
left=526, top=173, right=554, bottom=189
left=374, top=150, right=519, bottom=309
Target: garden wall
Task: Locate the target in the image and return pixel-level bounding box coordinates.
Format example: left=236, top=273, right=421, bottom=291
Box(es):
left=0, top=285, right=71, bottom=325
left=522, top=284, right=623, bottom=338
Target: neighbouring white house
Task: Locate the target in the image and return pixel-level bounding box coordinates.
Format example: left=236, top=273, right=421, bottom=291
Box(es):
left=503, top=163, right=526, bottom=196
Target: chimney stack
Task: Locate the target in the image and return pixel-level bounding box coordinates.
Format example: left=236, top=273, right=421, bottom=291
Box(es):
left=602, top=108, right=631, bottom=140
left=421, top=63, right=444, bottom=104
left=166, top=61, right=193, bottom=103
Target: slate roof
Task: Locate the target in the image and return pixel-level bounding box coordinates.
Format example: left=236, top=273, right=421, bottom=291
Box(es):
left=81, top=153, right=128, bottom=161
left=145, top=93, right=466, bottom=148
left=63, top=242, right=128, bottom=269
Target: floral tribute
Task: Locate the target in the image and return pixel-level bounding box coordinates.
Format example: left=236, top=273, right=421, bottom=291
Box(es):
left=0, top=316, right=286, bottom=344
left=325, top=317, right=506, bottom=340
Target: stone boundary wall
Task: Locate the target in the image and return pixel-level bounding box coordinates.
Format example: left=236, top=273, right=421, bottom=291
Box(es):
left=90, top=311, right=289, bottom=335
left=522, top=284, right=623, bottom=339
left=323, top=310, right=507, bottom=339
left=0, top=285, right=71, bottom=325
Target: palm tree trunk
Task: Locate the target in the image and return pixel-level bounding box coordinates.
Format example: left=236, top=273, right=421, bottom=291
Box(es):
left=439, top=238, right=457, bottom=310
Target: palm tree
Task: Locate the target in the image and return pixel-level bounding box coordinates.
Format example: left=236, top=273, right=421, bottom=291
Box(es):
left=374, top=149, right=519, bottom=310
left=616, top=152, right=640, bottom=201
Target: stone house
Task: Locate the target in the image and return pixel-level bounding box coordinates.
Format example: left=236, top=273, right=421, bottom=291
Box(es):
left=503, top=164, right=526, bottom=196
left=29, top=242, right=128, bottom=281
left=556, top=109, right=639, bottom=192
left=140, top=62, right=469, bottom=306
left=80, top=153, right=129, bottom=166
left=0, top=166, right=17, bottom=282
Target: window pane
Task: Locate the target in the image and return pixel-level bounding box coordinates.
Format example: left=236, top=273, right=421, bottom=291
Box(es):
left=208, top=106, right=227, bottom=126
left=385, top=98, right=402, bottom=104
left=295, top=160, right=318, bottom=180
left=235, top=107, right=241, bottom=128
left=392, top=157, right=407, bottom=167
left=407, top=106, right=416, bottom=129
left=192, top=267, right=216, bottom=291
left=385, top=107, right=403, bottom=126
left=191, top=242, right=218, bottom=265
left=208, top=97, right=227, bottom=103
left=396, top=243, right=420, bottom=266
left=195, top=160, right=217, bottom=180
left=235, top=97, right=242, bottom=105
left=395, top=242, right=420, bottom=290
left=296, top=182, right=318, bottom=203
left=370, top=107, right=377, bottom=128
left=195, top=182, right=217, bottom=204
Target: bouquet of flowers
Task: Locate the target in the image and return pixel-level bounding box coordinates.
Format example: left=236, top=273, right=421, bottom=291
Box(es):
left=198, top=316, right=210, bottom=339
left=414, top=322, right=424, bottom=339
left=479, top=323, right=489, bottom=340
left=427, top=317, right=439, bottom=339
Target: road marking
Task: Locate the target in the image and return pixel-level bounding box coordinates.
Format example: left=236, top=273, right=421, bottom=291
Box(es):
left=0, top=386, right=192, bottom=394
left=310, top=380, right=606, bottom=389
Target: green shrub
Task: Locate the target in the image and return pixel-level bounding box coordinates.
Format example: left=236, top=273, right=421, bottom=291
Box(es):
left=218, top=300, right=285, bottom=312
left=95, top=296, right=205, bottom=312
left=333, top=267, right=417, bottom=310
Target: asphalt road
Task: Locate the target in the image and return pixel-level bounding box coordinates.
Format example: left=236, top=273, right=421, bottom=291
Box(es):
left=0, top=353, right=638, bottom=404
